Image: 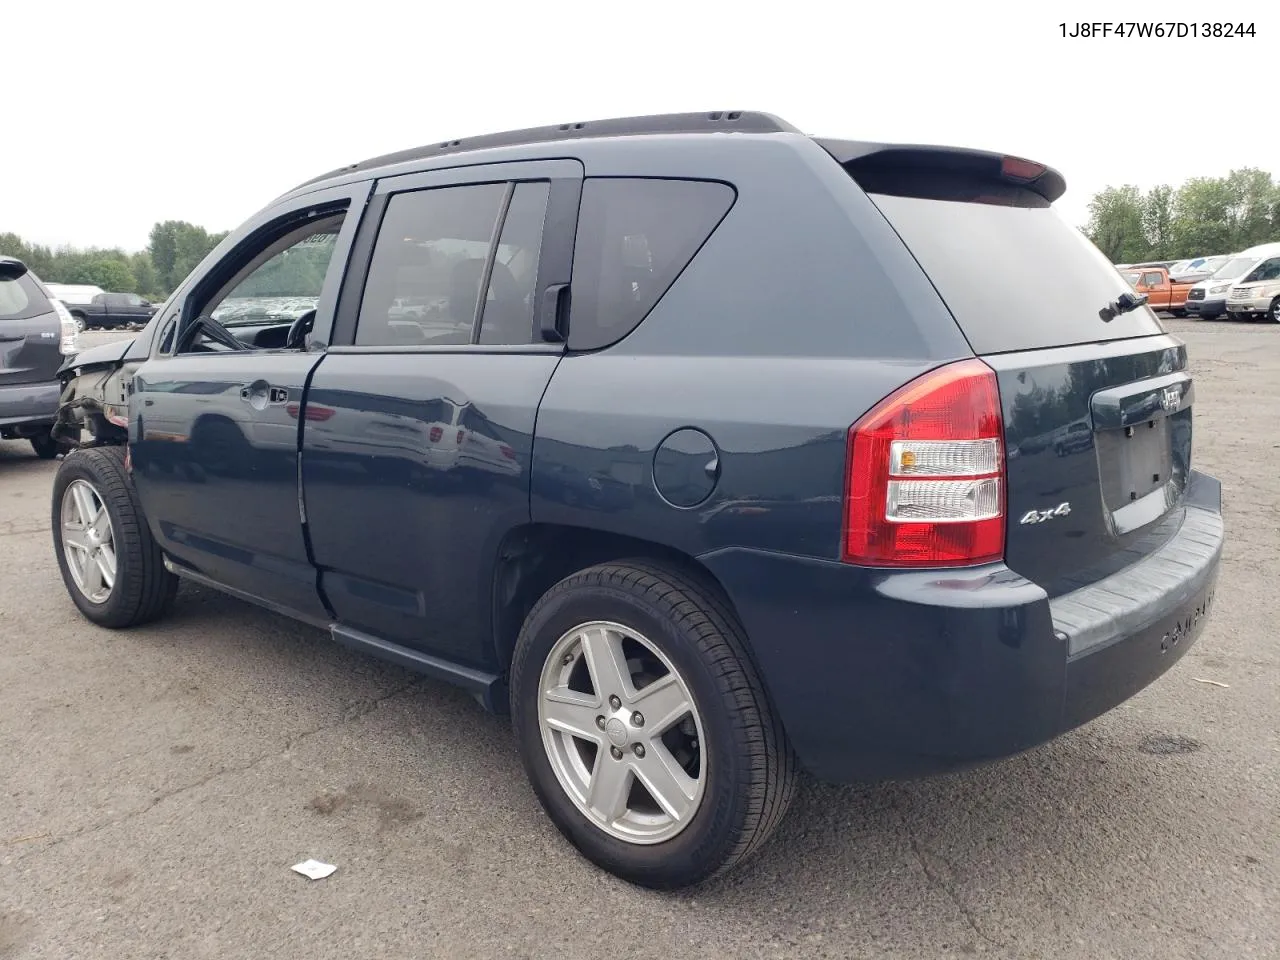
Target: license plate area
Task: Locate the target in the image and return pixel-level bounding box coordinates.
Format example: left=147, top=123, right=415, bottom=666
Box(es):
left=1096, top=409, right=1191, bottom=534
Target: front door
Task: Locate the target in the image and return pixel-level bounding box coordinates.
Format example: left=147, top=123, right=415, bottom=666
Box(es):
left=128, top=182, right=371, bottom=620
left=301, top=160, right=581, bottom=668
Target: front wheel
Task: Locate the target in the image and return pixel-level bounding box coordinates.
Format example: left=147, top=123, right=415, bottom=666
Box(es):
left=51, top=446, right=178, bottom=627
left=1269, top=298, right=1280, bottom=324
left=511, top=561, right=797, bottom=889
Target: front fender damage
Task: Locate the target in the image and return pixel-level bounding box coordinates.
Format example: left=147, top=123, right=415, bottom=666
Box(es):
left=52, top=353, right=140, bottom=448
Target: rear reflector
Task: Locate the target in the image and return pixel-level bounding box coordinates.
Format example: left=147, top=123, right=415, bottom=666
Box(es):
left=843, top=359, right=1006, bottom=567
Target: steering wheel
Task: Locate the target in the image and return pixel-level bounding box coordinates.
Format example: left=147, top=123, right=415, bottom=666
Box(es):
left=286, top=309, right=317, bottom=350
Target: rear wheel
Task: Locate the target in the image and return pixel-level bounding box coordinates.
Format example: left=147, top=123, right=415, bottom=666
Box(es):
left=1269, top=298, right=1280, bottom=323
left=1172, top=308, right=1187, bottom=318
left=72, top=314, right=86, bottom=332
left=51, top=446, right=178, bottom=627
left=511, top=561, right=797, bottom=889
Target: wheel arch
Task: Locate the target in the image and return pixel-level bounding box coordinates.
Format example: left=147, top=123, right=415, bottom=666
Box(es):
left=490, top=523, right=744, bottom=680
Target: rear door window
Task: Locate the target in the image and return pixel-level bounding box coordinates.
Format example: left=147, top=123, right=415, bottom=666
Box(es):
left=356, top=183, right=507, bottom=347
left=862, top=179, right=1165, bottom=354
left=568, top=178, right=735, bottom=351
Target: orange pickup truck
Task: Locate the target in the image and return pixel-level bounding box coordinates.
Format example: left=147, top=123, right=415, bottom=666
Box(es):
left=1120, top=265, right=1194, bottom=316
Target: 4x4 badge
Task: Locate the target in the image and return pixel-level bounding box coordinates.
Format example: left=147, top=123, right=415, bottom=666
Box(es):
left=1020, top=502, right=1071, bottom=525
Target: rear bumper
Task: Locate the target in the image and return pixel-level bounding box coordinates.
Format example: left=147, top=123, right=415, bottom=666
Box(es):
left=0, top=380, right=61, bottom=430
left=699, top=470, right=1223, bottom=783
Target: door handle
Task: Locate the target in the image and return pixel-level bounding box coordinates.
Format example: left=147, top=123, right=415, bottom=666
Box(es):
left=540, top=283, right=569, bottom=343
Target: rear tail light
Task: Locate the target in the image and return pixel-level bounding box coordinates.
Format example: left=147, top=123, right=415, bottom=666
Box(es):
left=843, top=359, right=1005, bottom=567
left=429, top=426, right=443, bottom=442
left=499, top=443, right=516, bottom=460
left=51, top=299, right=80, bottom=355
left=457, top=429, right=466, bottom=445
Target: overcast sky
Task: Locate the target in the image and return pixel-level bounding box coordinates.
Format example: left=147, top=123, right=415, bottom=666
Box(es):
left=4, top=0, right=1274, bottom=251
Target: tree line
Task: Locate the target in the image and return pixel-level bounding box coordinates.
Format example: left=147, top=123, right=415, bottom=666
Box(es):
left=0, top=221, right=227, bottom=299
left=1085, top=167, right=1279, bottom=264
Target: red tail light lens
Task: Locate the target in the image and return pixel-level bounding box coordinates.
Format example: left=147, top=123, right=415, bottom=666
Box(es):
left=429, top=426, right=443, bottom=443
left=499, top=443, right=516, bottom=460
left=843, top=359, right=1005, bottom=567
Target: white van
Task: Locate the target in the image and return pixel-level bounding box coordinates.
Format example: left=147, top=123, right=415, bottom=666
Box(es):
left=1224, top=242, right=1280, bottom=322
left=1185, top=242, right=1280, bottom=321
left=43, top=283, right=105, bottom=305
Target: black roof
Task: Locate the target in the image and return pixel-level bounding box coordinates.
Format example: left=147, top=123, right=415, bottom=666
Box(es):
left=293, top=110, right=800, bottom=191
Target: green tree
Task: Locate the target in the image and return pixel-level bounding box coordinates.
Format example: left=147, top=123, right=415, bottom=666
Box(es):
left=1170, top=177, right=1237, bottom=256
left=149, top=220, right=226, bottom=291
left=129, top=252, right=160, bottom=298
left=1086, top=186, right=1149, bottom=263
left=1141, top=184, right=1175, bottom=255
left=66, top=258, right=136, bottom=292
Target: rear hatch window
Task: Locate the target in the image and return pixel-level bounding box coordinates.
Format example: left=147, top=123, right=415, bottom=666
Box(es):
left=1, top=270, right=53, bottom=322
left=852, top=169, right=1164, bottom=354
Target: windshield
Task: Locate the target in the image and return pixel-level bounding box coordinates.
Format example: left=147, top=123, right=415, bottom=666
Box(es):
left=1211, top=256, right=1256, bottom=280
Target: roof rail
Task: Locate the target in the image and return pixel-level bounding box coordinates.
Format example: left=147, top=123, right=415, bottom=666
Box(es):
left=290, top=110, right=798, bottom=191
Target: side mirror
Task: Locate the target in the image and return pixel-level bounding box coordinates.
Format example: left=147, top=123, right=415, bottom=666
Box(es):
left=0, top=258, right=29, bottom=280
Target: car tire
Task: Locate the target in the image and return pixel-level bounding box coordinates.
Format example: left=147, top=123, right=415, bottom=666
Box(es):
left=1172, top=308, right=1187, bottom=318
left=51, top=446, right=178, bottom=628
left=510, top=560, right=797, bottom=889
left=1269, top=298, right=1280, bottom=324
left=71, top=314, right=87, bottom=332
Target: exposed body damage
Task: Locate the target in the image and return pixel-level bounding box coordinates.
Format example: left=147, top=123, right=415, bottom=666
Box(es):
left=51, top=339, right=140, bottom=448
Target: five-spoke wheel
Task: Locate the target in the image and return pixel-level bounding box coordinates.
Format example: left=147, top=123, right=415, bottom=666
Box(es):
left=60, top=479, right=118, bottom=603
left=538, top=620, right=706, bottom=844
left=512, top=561, right=797, bottom=889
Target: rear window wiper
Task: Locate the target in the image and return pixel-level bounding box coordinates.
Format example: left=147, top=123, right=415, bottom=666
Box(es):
left=1098, top=291, right=1147, bottom=323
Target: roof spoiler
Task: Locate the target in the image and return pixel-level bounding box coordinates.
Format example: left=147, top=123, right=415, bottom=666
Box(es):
left=0, top=258, right=30, bottom=280
left=817, top=140, right=1067, bottom=203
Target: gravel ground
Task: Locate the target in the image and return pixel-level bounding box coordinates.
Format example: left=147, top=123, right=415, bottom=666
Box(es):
left=0, top=320, right=1276, bottom=960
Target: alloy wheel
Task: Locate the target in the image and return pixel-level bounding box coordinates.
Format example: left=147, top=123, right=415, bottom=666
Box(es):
left=537, top=620, right=706, bottom=844
left=60, top=479, right=117, bottom=603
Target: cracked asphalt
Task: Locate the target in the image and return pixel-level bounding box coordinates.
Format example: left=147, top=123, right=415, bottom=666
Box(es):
left=2, top=321, right=1277, bottom=959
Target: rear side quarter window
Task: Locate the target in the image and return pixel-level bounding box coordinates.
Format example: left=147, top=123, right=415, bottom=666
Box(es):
left=568, top=178, right=735, bottom=351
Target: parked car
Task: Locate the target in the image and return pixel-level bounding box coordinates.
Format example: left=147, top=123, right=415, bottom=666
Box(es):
left=0, top=258, right=79, bottom=456
left=1184, top=249, right=1264, bottom=320
left=1225, top=243, right=1280, bottom=322
left=66, top=291, right=159, bottom=332
left=1170, top=254, right=1230, bottom=284
left=1120, top=265, right=1194, bottom=315
left=43, top=282, right=105, bottom=306
left=47, top=111, right=1224, bottom=889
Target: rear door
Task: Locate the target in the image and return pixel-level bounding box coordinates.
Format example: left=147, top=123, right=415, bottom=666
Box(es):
left=127, top=180, right=371, bottom=618
left=836, top=152, right=1192, bottom=597
left=0, top=264, right=64, bottom=426
left=301, top=159, right=580, bottom=668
